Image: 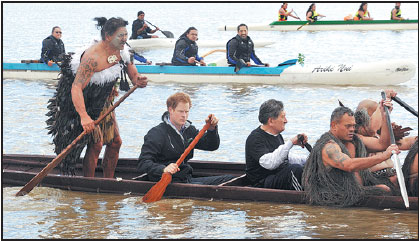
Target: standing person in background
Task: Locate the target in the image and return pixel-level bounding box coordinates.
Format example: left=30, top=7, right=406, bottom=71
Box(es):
left=391, top=2, right=404, bottom=20
left=171, top=27, right=205, bottom=66
left=354, top=2, right=373, bottom=20
left=306, top=3, right=326, bottom=22
left=278, top=3, right=300, bottom=21
left=130, top=11, right=159, bottom=39
left=40, top=26, right=65, bottom=66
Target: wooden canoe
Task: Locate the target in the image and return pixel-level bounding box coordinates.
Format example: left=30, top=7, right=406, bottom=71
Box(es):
left=3, top=154, right=418, bottom=210
left=218, top=19, right=419, bottom=31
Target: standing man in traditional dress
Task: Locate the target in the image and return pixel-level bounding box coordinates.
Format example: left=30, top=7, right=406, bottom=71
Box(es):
left=302, top=105, right=399, bottom=207
left=245, top=99, right=309, bottom=190
left=46, top=17, right=148, bottom=178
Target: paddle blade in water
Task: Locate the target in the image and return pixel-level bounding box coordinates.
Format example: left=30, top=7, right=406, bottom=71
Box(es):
left=142, top=173, right=173, bottom=203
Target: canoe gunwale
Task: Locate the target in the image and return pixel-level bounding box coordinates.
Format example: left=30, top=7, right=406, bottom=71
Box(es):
left=2, top=154, right=418, bottom=210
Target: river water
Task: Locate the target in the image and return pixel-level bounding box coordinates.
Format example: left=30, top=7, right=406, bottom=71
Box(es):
left=2, top=2, right=419, bottom=239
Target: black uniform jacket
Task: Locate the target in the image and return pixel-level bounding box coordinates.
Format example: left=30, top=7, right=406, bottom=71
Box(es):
left=137, top=112, right=220, bottom=182
left=40, top=35, right=65, bottom=63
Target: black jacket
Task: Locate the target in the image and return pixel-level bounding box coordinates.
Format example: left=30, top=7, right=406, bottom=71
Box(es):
left=130, top=19, right=152, bottom=39
left=171, top=36, right=202, bottom=66
left=137, top=112, right=220, bottom=182
left=245, top=127, right=286, bottom=185
left=226, top=35, right=263, bottom=66
left=40, top=35, right=65, bottom=63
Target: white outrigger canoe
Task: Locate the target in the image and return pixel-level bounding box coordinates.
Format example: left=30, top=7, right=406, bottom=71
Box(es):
left=219, top=19, right=419, bottom=31
left=2, top=59, right=415, bottom=86
left=127, top=38, right=274, bottom=50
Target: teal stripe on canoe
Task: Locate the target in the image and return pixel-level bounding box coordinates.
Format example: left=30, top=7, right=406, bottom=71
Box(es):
left=3, top=62, right=60, bottom=71
left=135, top=64, right=294, bottom=75
left=3, top=61, right=296, bottom=76
left=269, top=19, right=418, bottom=25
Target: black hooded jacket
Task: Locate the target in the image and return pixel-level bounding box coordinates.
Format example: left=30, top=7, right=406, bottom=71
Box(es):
left=171, top=36, right=202, bottom=66
left=40, top=35, right=65, bottom=63
left=137, top=112, right=220, bottom=182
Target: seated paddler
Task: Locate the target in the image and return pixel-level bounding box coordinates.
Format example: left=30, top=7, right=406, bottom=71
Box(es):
left=302, top=106, right=400, bottom=207
left=226, top=24, right=269, bottom=69
left=171, top=27, right=206, bottom=66
left=137, top=92, right=234, bottom=185
left=40, top=26, right=65, bottom=66
left=245, top=99, right=309, bottom=191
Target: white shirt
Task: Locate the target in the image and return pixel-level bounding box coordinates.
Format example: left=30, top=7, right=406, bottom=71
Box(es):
left=259, top=139, right=308, bottom=170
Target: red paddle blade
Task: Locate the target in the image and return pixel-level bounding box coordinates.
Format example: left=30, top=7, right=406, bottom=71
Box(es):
left=142, top=173, right=172, bottom=203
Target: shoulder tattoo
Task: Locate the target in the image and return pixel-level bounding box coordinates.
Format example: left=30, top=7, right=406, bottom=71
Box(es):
left=325, top=143, right=349, bottom=167
left=74, top=57, right=97, bottom=86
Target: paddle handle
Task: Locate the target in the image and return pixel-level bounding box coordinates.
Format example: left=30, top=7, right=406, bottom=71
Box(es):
left=175, top=121, right=211, bottom=167
left=392, top=96, right=418, bottom=117
left=16, top=85, right=139, bottom=196
left=201, top=49, right=226, bottom=58
left=298, top=134, right=312, bottom=152
left=381, top=92, right=396, bottom=144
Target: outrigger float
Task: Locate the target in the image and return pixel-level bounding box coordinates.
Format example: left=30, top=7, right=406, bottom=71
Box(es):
left=3, top=154, right=418, bottom=210
left=3, top=59, right=416, bottom=86
left=218, top=19, right=419, bottom=31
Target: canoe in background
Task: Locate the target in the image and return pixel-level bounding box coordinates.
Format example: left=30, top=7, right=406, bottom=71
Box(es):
left=3, top=59, right=416, bottom=86
left=127, top=38, right=274, bottom=50
left=218, top=19, right=419, bottom=31
left=3, top=154, right=418, bottom=210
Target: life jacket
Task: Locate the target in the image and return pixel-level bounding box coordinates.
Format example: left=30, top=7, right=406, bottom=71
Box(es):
left=279, top=9, right=288, bottom=21
left=354, top=10, right=369, bottom=20
left=309, top=10, right=319, bottom=21
left=391, top=8, right=402, bottom=19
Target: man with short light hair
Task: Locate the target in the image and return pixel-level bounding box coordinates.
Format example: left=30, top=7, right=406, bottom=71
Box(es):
left=137, top=92, right=234, bottom=185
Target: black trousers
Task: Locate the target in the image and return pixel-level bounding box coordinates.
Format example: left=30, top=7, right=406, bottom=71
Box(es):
left=188, top=175, right=235, bottom=185
left=263, top=164, right=303, bottom=190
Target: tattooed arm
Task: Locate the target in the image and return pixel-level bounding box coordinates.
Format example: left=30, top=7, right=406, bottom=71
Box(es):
left=321, top=141, right=400, bottom=172
left=71, top=56, right=97, bottom=133
left=126, top=63, right=148, bottom=88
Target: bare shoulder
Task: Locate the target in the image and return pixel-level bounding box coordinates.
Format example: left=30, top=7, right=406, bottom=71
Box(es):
left=322, top=140, right=349, bottom=168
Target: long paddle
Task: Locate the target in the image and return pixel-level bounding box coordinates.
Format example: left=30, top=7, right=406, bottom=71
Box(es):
left=142, top=119, right=212, bottom=203
left=144, top=20, right=174, bottom=38
left=297, top=16, right=324, bottom=30
left=381, top=91, right=409, bottom=209
left=15, top=84, right=140, bottom=197
left=201, top=49, right=226, bottom=58
left=391, top=96, right=418, bottom=117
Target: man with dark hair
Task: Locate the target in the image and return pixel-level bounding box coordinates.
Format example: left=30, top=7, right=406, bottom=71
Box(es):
left=245, top=99, right=309, bottom=190
left=40, top=26, right=65, bottom=65
left=302, top=105, right=399, bottom=207
left=226, top=24, right=268, bottom=68
left=391, top=2, right=404, bottom=20
left=137, top=92, right=234, bottom=185
left=130, top=11, right=159, bottom=39
left=46, top=17, right=148, bottom=178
